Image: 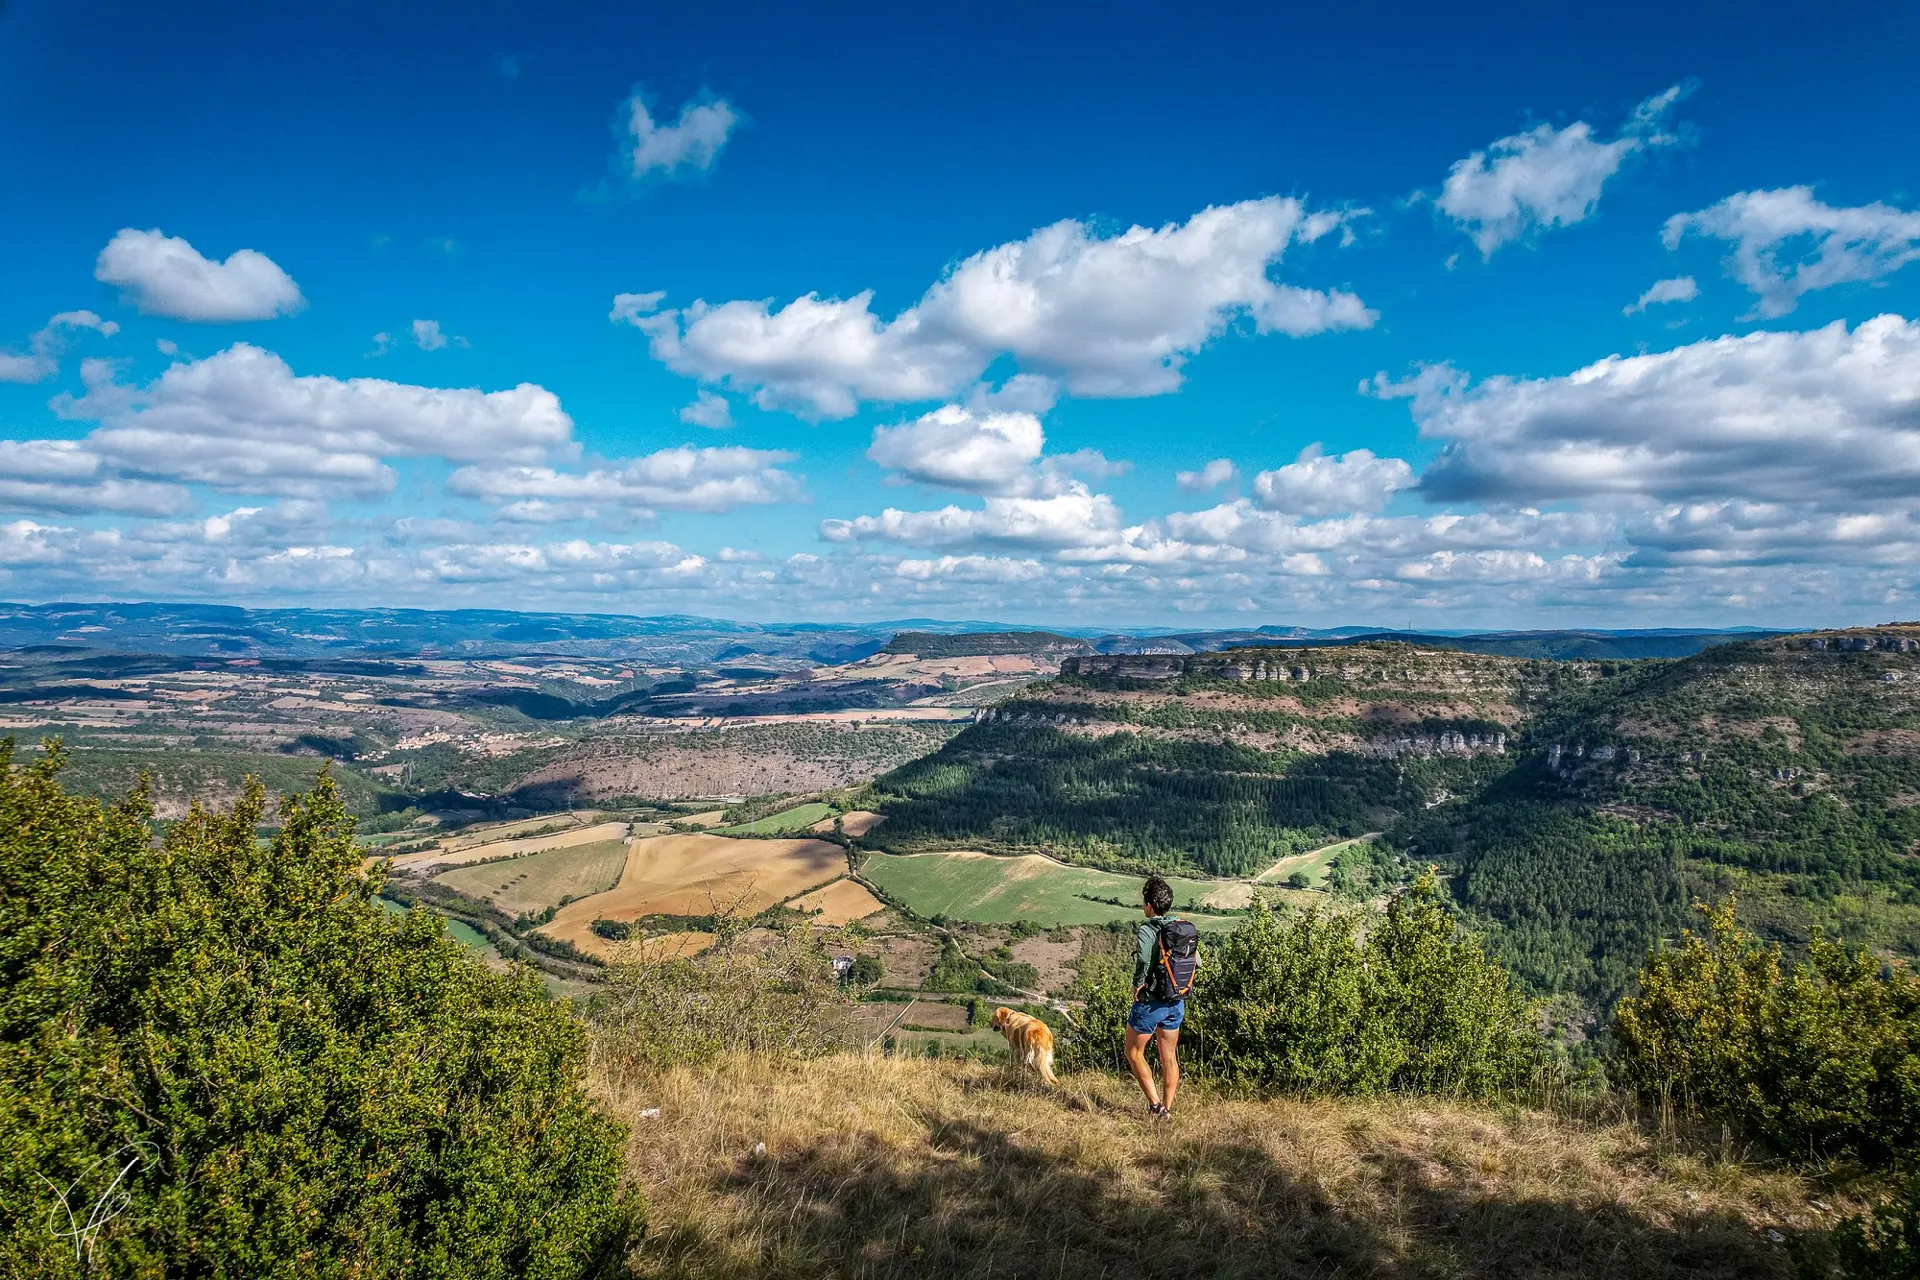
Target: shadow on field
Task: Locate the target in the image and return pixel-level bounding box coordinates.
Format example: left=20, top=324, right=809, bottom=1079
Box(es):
left=638, top=1110, right=1791, bottom=1280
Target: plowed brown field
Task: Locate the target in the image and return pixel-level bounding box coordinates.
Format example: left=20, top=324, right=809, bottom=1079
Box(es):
left=786, top=877, right=885, bottom=924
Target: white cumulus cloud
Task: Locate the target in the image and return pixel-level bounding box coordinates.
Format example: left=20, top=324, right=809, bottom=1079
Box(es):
left=94, top=228, right=304, bottom=322
left=616, top=90, right=739, bottom=181
left=867, top=404, right=1046, bottom=494
left=53, top=343, right=574, bottom=497
left=1252, top=444, right=1415, bottom=515
left=617, top=196, right=1374, bottom=417
left=820, top=484, right=1126, bottom=552
left=1437, top=85, right=1687, bottom=258
left=0, top=439, right=191, bottom=517
left=411, top=319, right=469, bottom=351
left=423, top=538, right=709, bottom=585
left=1663, top=186, right=1920, bottom=317
left=448, top=445, right=801, bottom=515
left=1624, top=276, right=1699, bottom=315
left=1176, top=458, right=1239, bottom=492
left=1409, top=315, right=1920, bottom=511
left=893, top=555, right=1050, bottom=584
left=0, top=310, right=121, bottom=383
left=679, top=390, right=734, bottom=429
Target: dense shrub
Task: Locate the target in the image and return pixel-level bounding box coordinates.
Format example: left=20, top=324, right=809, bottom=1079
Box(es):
left=1195, top=871, right=1541, bottom=1097
left=1058, top=872, right=1540, bottom=1097
left=0, top=742, right=633, bottom=1279
left=1613, top=899, right=1920, bottom=1162
left=1796, top=1176, right=1920, bottom=1279
left=589, top=925, right=854, bottom=1079
left=1831, top=1176, right=1920, bottom=1278
left=1055, top=948, right=1134, bottom=1073
left=919, top=935, right=1020, bottom=995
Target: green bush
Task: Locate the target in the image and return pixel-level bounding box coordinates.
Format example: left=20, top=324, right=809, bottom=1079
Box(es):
left=1055, top=948, right=1133, bottom=1073
left=1055, top=873, right=1539, bottom=1098
left=921, top=935, right=1019, bottom=995
left=0, top=742, right=633, bottom=1279
left=1194, top=872, right=1541, bottom=1097
left=1830, top=1176, right=1920, bottom=1278
left=1796, top=1176, right=1920, bottom=1279
left=1613, top=899, right=1920, bottom=1162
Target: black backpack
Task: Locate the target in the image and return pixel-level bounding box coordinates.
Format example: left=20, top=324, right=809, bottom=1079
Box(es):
left=1146, top=917, right=1201, bottom=1001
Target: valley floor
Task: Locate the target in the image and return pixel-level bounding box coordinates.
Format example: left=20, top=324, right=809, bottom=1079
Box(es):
left=592, top=1052, right=1841, bottom=1279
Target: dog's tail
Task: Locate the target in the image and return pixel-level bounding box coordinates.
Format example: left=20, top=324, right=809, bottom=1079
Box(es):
left=1037, top=1047, right=1058, bottom=1085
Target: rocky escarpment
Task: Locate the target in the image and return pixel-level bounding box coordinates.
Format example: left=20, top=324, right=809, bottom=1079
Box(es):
left=1036, top=643, right=1550, bottom=757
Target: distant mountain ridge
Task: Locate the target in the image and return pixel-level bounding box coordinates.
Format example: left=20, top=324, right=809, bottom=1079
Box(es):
left=0, top=600, right=1782, bottom=664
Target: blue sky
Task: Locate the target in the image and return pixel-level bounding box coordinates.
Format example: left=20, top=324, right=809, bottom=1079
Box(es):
left=3, top=0, right=1918, bottom=627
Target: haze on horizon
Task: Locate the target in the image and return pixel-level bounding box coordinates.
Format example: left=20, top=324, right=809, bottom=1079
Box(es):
left=2, top=0, right=1918, bottom=632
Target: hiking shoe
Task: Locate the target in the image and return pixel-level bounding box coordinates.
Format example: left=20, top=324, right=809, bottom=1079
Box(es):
left=1149, top=1102, right=1169, bottom=1120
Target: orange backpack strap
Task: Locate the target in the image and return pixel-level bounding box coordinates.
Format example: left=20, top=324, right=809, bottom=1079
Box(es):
left=1159, top=943, right=1193, bottom=998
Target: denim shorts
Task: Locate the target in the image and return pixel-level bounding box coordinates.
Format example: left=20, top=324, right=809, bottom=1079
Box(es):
left=1127, top=998, right=1185, bottom=1034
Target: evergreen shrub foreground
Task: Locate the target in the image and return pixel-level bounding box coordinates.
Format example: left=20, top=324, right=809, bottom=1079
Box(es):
left=1059, top=871, right=1541, bottom=1097
left=0, top=744, right=633, bottom=1279
left=1613, top=898, right=1920, bottom=1164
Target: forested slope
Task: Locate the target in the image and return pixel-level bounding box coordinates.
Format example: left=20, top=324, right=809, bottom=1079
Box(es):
left=869, top=632, right=1920, bottom=1010
left=1400, top=630, right=1920, bottom=1005
left=866, top=642, right=1549, bottom=876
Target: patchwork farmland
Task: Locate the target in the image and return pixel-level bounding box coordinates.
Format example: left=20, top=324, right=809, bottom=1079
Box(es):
left=432, top=838, right=629, bottom=919
left=538, top=832, right=851, bottom=956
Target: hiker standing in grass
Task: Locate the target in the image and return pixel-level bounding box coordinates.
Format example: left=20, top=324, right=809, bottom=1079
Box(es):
left=1124, top=875, right=1201, bottom=1119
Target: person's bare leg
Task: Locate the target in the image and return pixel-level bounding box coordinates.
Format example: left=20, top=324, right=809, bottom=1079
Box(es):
left=1155, top=1027, right=1181, bottom=1112
left=1124, top=1028, right=1160, bottom=1107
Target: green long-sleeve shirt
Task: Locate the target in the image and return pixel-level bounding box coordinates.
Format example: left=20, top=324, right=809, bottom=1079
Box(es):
left=1133, top=920, right=1157, bottom=991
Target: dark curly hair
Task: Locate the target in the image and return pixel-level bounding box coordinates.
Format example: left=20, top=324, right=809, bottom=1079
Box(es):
left=1142, top=875, right=1174, bottom=915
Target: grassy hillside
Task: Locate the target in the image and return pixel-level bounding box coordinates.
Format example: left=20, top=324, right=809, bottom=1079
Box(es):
left=861, top=850, right=1246, bottom=927
left=598, top=1052, right=1830, bottom=1280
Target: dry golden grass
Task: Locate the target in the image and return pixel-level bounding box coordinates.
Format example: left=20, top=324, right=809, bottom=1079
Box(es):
left=389, top=819, right=630, bottom=871
left=807, top=809, right=885, bottom=836
left=594, top=1053, right=1838, bottom=1279
left=431, top=837, right=628, bottom=916
left=538, top=834, right=843, bottom=955
left=785, top=876, right=885, bottom=924
left=838, top=810, right=884, bottom=836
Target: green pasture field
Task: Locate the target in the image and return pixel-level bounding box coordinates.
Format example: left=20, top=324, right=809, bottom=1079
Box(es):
left=717, top=801, right=837, bottom=835
left=431, top=838, right=628, bottom=917
left=378, top=895, right=494, bottom=953
left=1253, top=835, right=1373, bottom=887
left=861, top=851, right=1241, bottom=929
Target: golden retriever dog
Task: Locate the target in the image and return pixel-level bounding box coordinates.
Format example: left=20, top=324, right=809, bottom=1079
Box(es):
left=990, top=1007, right=1058, bottom=1084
